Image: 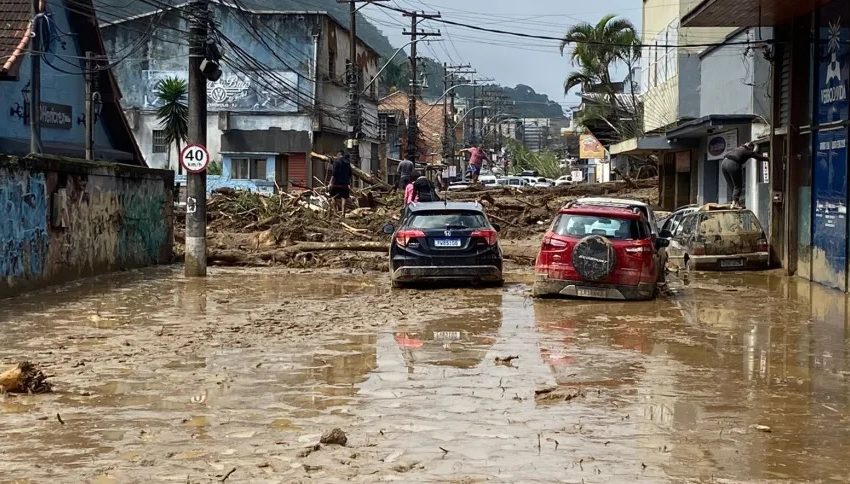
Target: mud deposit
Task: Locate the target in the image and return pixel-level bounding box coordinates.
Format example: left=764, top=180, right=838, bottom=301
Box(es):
left=1, top=267, right=850, bottom=482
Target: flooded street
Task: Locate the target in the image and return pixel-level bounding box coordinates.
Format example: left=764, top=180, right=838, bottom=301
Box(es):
left=2, top=267, right=850, bottom=482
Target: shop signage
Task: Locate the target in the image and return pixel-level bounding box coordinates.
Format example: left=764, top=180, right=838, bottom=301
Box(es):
left=24, top=102, right=72, bottom=130
left=707, top=130, right=737, bottom=160
left=818, top=17, right=849, bottom=123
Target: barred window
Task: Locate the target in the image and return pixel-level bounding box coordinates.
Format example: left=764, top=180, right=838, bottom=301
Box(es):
left=152, top=130, right=168, bottom=153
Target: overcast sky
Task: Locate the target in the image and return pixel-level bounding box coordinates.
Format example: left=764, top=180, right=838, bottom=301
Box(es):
left=361, top=0, right=642, bottom=110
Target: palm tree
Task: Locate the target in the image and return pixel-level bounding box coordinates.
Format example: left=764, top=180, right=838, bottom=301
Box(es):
left=154, top=77, right=189, bottom=173
left=560, top=15, right=641, bottom=142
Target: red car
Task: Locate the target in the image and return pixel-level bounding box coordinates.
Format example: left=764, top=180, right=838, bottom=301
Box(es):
left=532, top=205, right=668, bottom=300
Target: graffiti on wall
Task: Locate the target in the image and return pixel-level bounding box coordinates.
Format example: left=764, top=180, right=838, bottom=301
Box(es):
left=143, top=70, right=300, bottom=112
left=0, top=169, right=48, bottom=279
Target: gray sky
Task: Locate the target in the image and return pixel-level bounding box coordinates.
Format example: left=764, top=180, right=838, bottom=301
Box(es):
left=361, top=0, right=642, bottom=111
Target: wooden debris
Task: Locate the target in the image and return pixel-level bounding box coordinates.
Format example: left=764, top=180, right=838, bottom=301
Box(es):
left=0, top=362, right=52, bottom=394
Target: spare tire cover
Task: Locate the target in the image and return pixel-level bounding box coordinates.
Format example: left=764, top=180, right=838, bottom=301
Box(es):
left=571, top=235, right=617, bottom=281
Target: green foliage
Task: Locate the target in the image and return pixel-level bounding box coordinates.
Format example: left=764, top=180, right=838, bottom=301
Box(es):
left=207, top=162, right=222, bottom=176
left=154, top=76, right=188, bottom=153
left=505, top=140, right=563, bottom=179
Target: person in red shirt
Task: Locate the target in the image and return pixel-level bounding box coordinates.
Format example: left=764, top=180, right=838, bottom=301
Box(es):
left=461, top=145, right=489, bottom=184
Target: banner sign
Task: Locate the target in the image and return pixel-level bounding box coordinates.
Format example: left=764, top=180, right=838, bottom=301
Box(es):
left=579, top=133, right=605, bottom=159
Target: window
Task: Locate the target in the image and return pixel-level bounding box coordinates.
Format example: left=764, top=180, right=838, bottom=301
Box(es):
left=231, top=158, right=268, bottom=180
left=408, top=211, right=487, bottom=229
left=152, top=130, right=168, bottom=153
left=554, top=214, right=643, bottom=240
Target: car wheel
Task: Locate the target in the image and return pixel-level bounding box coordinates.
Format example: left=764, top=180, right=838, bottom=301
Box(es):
left=391, top=278, right=407, bottom=289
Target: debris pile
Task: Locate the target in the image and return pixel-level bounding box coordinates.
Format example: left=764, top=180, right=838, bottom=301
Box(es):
left=0, top=361, right=52, bottom=394
left=174, top=177, right=659, bottom=270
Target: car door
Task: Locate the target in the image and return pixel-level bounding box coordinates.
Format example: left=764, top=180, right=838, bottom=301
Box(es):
left=667, top=214, right=696, bottom=268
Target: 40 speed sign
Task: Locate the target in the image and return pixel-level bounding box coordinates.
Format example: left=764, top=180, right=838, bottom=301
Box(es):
left=180, top=144, right=210, bottom=173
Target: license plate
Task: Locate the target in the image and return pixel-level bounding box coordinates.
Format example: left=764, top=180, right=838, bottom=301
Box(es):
left=577, top=288, right=607, bottom=298
left=720, top=258, right=745, bottom=268
left=434, top=238, right=462, bottom=247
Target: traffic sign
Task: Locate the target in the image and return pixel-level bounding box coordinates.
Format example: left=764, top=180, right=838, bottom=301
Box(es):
left=180, top=144, right=210, bottom=173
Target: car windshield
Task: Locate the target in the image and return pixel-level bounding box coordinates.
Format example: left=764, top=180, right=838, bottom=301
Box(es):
left=553, top=214, right=643, bottom=240
left=698, top=211, right=764, bottom=235
left=408, top=211, right=487, bottom=229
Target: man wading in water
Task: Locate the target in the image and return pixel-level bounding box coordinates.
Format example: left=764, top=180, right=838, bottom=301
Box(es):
left=721, top=142, right=769, bottom=209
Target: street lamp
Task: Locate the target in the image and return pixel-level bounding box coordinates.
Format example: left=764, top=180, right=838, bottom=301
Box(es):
left=360, top=39, right=443, bottom=95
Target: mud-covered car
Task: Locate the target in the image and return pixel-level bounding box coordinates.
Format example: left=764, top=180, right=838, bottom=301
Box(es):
left=532, top=205, right=668, bottom=300
left=386, top=201, right=503, bottom=288
left=664, top=205, right=769, bottom=271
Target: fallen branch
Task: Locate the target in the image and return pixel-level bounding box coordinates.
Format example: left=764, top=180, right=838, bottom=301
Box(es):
left=208, top=241, right=389, bottom=266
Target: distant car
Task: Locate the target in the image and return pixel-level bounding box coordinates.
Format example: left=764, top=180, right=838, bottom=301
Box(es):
left=386, top=202, right=504, bottom=288
left=522, top=176, right=555, bottom=188
left=664, top=205, right=769, bottom=271
left=532, top=204, right=668, bottom=300
left=519, top=170, right=539, bottom=177
left=447, top=180, right=470, bottom=191
left=554, top=175, right=574, bottom=187
left=478, top=175, right=500, bottom=187
left=497, top=176, right=532, bottom=189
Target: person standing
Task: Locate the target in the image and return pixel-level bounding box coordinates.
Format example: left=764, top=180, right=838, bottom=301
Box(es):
left=329, top=151, right=352, bottom=218
left=721, top=142, right=769, bottom=208
left=397, top=156, right=415, bottom=191
left=412, top=172, right=438, bottom=203
left=461, top=145, right=489, bottom=184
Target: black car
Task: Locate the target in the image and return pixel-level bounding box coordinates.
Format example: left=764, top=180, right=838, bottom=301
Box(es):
left=386, top=202, right=504, bottom=288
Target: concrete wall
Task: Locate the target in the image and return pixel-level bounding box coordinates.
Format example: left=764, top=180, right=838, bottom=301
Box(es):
left=0, top=156, right=173, bottom=298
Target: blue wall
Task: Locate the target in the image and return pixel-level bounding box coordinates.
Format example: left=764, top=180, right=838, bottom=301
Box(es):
left=0, top=4, right=112, bottom=148
left=0, top=169, right=48, bottom=279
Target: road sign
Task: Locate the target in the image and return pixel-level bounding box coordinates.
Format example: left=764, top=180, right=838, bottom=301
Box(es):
left=180, top=144, right=210, bottom=173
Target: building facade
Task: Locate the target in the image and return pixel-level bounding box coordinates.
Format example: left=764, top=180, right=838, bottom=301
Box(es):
left=0, top=0, right=142, bottom=163
left=101, top=2, right=381, bottom=190
left=683, top=0, right=850, bottom=290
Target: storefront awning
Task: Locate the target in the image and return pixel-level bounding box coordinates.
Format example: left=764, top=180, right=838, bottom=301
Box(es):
left=609, top=135, right=674, bottom=156
left=666, top=114, right=760, bottom=141
left=682, top=0, right=828, bottom=27
left=221, top=129, right=312, bottom=154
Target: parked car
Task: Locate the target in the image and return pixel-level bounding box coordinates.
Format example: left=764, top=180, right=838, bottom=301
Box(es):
left=478, top=175, right=500, bottom=187
left=664, top=205, right=769, bottom=271
left=658, top=204, right=699, bottom=234
left=519, top=169, right=539, bottom=177
left=497, top=176, right=532, bottom=189
left=566, top=197, right=661, bottom=236
left=532, top=205, right=668, bottom=300
left=554, top=175, right=573, bottom=187
left=385, top=201, right=504, bottom=288
left=522, top=176, right=555, bottom=188
left=447, top=180, right=470, bottom=191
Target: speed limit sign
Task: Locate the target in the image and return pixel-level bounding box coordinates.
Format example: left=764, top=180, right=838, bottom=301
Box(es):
left=180, top=144, right=210, bottom=173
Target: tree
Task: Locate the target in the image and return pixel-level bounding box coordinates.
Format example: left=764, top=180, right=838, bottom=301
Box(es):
left=154, top=77, right=189, bottom=173
left=560, top=15, right=641, bottom=143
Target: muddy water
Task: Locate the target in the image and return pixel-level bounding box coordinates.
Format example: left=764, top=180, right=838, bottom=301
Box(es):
left=1, top=267, right=850, bottom=481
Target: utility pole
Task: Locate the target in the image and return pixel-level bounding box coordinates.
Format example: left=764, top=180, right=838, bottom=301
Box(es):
left=442, top=62, right=449, bottom=163
left=29, top=0, right=42, bottom=154
left=402, top=10, right=440, bottom=162
left=185, top=0, right=208, bottom=277
left=338, top=1, right=388, bottom=174
left=84, top=51, right=94, bottom=161
left=345, top=1, right=360, bottom=172
left=444, top=64, right=472, bottom=171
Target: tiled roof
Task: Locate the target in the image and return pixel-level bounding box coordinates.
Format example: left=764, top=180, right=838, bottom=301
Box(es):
left=0, top=0, right=32, bottom=76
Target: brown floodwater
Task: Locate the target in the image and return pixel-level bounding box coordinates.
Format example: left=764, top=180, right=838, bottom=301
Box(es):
left=0, top=267, right=849, bottom=482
